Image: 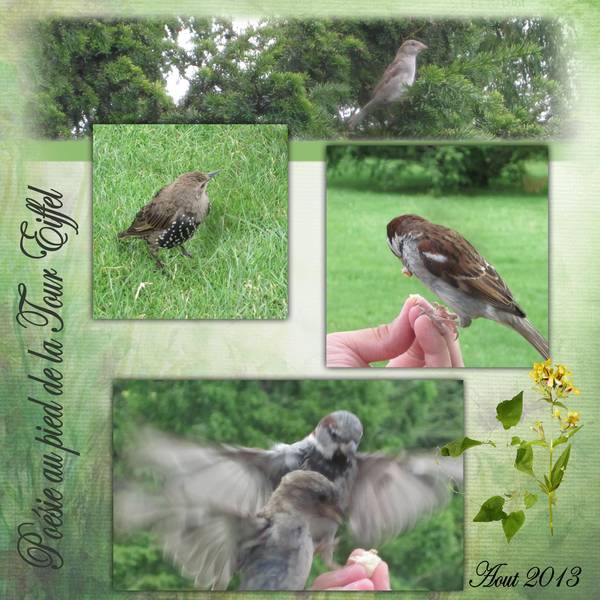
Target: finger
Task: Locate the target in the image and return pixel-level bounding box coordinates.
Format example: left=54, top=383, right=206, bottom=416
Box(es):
left=386, top=306, right=427, bottom=367
left=371, top=561, right=391, bottom=590
left=339, top=579, right=375, bottom=590
left=326, top=297, right=419, bottom=367
left=346, top=548, right=368, bottom=562
left=445, top=330, right=464, bottom=367
left=311, top=563, right=368, bottom=589
left=413, top=314, right=453, bottom=367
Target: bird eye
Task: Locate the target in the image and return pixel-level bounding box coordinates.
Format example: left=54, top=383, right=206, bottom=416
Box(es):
left=318, top=494, right=327, bottom=503
left=328, top=427, right=339, bottom=441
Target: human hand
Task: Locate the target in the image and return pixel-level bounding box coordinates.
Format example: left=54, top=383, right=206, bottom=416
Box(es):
left=311, top=549, right=390, bottom=591
left=326, top=295, right=464, bottom=368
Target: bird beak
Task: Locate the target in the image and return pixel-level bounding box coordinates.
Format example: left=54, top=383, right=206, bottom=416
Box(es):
left=322, top=504, right=345, bottom=525
left=420, top=43, right=428, bottom=50
left=343, top=440, right=358, bottom=455
left=207, top=171, right=220, bottom=179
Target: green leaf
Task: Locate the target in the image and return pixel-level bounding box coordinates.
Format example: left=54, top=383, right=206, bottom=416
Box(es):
left=502, top=510, right=525, bottom=542
left=554, top=401, right=567, bottom=409
left=549, top=444, right=571, bottom=491
left=524, top=491, right=538, bottom=508
left=510, top=436, right=521, bottom=446
left=473, top=495, right=507, bottom=522
left=515, top=444, right=535, bottom=477
left=440, top=436, right=483, bottom=457
left=496, top=391, right=523, bottom=429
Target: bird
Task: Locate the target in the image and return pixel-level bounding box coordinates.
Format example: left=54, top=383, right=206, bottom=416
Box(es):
left=116, top=411, right=462, bottom=571
left=348, top=39, right=428, bottom=130
left=117, top=170, right=219, bottom=269
left=387, top=214, right=550, bottom=358
left=115, top=470, right=344, bottom=590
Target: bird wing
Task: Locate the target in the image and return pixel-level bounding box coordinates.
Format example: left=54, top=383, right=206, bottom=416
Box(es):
left=347, top=452, right=463, bottom=546
left=122, top=185, right=175, bottom=235
left=115, top=484, right=269, bottom=589
left=127, top=428, right=301, bottom=515
left=372, top=56, right=412, bottom=96
left=416, top=236, right=525, bottom=317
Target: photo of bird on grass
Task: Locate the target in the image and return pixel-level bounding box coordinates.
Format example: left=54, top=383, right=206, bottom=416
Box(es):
left=113, top=379, right=464, bottom=591
left=92, top=123, right=288, bottom=320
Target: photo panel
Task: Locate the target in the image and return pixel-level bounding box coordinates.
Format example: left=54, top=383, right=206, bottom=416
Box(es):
left=92, top=123, right=288, bottom=320
left=326, top=144, right=549, bottom=368
left=113, top=379, right=464, bottom=591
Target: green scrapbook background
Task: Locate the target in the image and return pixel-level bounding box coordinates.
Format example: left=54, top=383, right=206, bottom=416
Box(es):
left=1, top=1, right=600, bottom=599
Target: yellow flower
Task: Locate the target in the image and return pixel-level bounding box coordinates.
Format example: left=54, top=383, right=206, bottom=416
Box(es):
left=530, top=360, right=580, bottom=397
left=552, top=407, right=561, bottom=420
left=565, top=411, right=581, bottom=428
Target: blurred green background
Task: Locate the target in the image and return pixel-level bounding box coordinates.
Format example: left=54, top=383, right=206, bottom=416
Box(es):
left=113, top=379, right=464, bottom=591
left=93, top=123, right=288, bottom=320
left=327, top=145, right=549, bottom=367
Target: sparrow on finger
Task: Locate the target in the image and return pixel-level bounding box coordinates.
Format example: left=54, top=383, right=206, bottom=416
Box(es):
left=387, top=214, right=549, bottom=359
left=116, top=470, right=343, bottom=590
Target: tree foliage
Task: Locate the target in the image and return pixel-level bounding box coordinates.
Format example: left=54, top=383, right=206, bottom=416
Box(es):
left=113, top=379, right=464, bottom=591
left=27, top=19, right=177, bottom=138
left=29, top=17, right=571, bottom=139
left=328, top=144, right=548, bottom=193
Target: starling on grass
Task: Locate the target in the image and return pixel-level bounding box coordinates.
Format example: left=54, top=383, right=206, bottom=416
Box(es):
left=117, top=170, right=219, bottom=269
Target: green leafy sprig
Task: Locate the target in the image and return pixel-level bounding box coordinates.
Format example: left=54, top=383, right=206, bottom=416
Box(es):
left=441, top=360, right=582, bottom=542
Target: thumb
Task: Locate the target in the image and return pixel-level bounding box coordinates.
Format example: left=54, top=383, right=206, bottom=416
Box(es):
left=326, top=297, right=417, bottom=367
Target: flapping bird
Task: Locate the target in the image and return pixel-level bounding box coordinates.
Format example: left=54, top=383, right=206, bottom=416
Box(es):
left=348, top=39, right=427, bottom=130
left=387, top=214, right=550, bottom=358
left=116, top=470, right=343, bottom=590
left=116, top=410, right=462, bottom=571
left=117, top=170, right=219, bottom=269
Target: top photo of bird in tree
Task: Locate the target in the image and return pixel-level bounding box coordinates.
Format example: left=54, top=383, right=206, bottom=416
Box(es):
left=28, top=17, right=573, bottom=140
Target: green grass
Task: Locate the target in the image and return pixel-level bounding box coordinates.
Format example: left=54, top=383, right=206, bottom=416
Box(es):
left=327, top=187, right=548, bottom=367
left=92, top=124, right=288, bottom=319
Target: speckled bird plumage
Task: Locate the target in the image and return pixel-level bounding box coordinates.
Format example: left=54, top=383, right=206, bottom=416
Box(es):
left=118, top=170, right=218, bottom=269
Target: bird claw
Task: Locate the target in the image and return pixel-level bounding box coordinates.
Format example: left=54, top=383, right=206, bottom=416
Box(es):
left=412, top=298, right=459, bottom=338
left=179, top=245, right=193, bottom=258
left=402, top=267, right=413, bottom=277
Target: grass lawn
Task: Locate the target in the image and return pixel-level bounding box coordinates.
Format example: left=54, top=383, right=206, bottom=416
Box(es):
left=327, top=187, right=549, bottom=367
left=92, top=124, right=288, bottom=320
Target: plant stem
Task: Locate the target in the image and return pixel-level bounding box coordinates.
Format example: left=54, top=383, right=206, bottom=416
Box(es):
left=548, top=400, right=554, bottom=536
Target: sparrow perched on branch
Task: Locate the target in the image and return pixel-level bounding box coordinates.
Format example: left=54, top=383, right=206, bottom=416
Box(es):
left=387, top=214, right=550, bottom=359
left=116, top=470, right=343, bottom=590
left=116, top=411, right=462, bottom=573
left=117, top=170, right=219, bottom=269
left=348, top=39, right=428, bottom=130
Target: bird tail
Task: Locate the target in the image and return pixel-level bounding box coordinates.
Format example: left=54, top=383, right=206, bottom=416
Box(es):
left=505, top=315, right=550, bottom=359
left=117, top=228, right=136, bottom=240
left=348, top=98, right=380, bottom=130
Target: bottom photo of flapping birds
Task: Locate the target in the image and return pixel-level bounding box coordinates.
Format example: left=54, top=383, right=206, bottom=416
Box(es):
left=112, top=379, right=463, bottom=591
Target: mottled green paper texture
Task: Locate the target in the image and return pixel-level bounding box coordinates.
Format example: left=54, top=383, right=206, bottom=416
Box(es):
left=1, top=1, right=600, bottom=600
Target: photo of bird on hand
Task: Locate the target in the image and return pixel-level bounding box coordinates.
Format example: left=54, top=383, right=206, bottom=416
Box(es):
left=92, top=123, right=288, bottom=320
left=113, top=379, right=464, bottom=591
left=326, top=144, right=549, bottom=367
